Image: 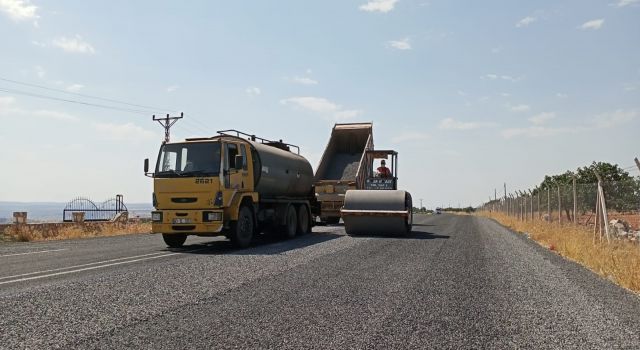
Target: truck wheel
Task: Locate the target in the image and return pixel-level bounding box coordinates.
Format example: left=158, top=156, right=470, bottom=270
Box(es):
left=162, top=233, right=187, bottom=248
left=325, top=217, right=340, bottom=225
left=230, top=206, right=254, bottom=248
left=297, top=204, right=310, bottom=235
left=283, top=205, right=297, bottom=239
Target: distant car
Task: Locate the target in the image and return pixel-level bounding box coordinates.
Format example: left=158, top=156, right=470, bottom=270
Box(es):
left=435, top=207, right=442, bottom=214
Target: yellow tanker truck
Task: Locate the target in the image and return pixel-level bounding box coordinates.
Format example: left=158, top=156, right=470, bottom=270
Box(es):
left=144, top=130, right=315, bottom=248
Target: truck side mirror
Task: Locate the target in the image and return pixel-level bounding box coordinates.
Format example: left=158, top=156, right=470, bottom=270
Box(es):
left=234, top=155, right=244, bottom=170
left=144, top=158, right=149, bottom=173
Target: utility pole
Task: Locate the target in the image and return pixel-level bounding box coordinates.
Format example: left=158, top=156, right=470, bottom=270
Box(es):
left=419, top=198, right=423, bottom=210
left=153, top=112, right=183, bottom=143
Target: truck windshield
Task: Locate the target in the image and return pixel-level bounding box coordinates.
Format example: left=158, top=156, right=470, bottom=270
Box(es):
left=155, top=142, right=221, bottom=177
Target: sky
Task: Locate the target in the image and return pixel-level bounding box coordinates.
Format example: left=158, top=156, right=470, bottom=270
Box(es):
left=0, top=0, right=639, bottom=208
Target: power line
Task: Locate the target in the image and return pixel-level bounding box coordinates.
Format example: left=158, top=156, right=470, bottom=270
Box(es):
left=0, top=87, right=155, bottom=115
left=0, top=76, right=214, bottom=136
left=0, top=76, right=177, bottom=114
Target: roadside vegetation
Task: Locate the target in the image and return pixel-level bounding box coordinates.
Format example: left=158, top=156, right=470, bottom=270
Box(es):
left=2, top=221, right=151, bottom=242
left=483, top=212, right=640, bottom=294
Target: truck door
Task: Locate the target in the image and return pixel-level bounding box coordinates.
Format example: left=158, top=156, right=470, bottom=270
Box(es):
left=224, top=142, right=248, bottom=190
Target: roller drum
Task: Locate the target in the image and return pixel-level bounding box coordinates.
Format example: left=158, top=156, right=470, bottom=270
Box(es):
left=341, top=190, right=413, bottom=235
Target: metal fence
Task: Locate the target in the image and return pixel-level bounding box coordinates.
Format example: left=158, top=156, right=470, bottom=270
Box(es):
left=482, top=177, right=640, bottom=243
left=62, top=195, right=128, bottom=222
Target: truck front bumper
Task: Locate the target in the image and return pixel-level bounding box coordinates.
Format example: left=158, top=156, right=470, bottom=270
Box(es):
left=151, top=210, right=224, bottom=235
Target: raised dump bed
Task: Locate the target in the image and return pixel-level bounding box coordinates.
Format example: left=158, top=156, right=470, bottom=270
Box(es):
left=314, top=123, right=373, bottom=223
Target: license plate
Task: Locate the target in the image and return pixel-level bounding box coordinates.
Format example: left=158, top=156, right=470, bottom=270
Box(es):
left=172, top=218, right=192, bottom=224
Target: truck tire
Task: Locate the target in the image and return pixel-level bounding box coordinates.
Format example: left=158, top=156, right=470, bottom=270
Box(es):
left=162, top=233, right=187, bottom=248
left=230, top=205, right=254, bottom=248
left=283, top=205, right=297, bottom=239
left=297, top=204, right=310, bottom=235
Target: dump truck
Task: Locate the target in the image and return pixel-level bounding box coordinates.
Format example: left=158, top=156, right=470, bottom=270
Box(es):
left=144, top=130, right=315, bottom=248
left=314, top=123, right=373, bottom=224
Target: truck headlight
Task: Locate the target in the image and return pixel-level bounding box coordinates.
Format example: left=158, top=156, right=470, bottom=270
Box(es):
left=203, top=211, right=222, bottom=222
left=152, top=211, right=163, bottom=222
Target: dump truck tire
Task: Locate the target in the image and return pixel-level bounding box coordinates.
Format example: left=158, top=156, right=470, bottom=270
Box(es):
left=230, top=205, right=254, bottom=248
left=163, top=233, right=187, bottom=248
left=341, top=190, right=412, bottom=236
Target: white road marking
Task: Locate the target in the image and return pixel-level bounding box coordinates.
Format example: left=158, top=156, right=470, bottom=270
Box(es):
left=0, top=253, right=178, bottom=285
left=0, top=249, right=67, bottom=258
left=0, top=251, right=167, bottom=280
left=0, top=247, right=208, bottom=285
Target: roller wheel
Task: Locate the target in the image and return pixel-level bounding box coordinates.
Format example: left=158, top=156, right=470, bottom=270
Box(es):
left=230, top=205, right=254, bottom=248
left=297, top=204, right=310, bottom=235
left=283, top=205, right=297, bottom=239
left=325, top=217, right=340, bottom=225
left=162, top=233, right=187, bottom=248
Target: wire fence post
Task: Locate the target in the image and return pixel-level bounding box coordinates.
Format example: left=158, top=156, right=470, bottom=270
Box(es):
left=557, top=184, right=562, bottom=226
left=593, top=170, right=610, bottom=243
left=547, top=187, right=551, bottom=223
left=573, top=176, right=577, bottom=225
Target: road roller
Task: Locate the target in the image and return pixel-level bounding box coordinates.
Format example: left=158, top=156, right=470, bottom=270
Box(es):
left=340, top=150, right=413, bottom=235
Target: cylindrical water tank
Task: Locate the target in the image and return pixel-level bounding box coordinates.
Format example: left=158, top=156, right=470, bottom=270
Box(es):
left=249, top=141, right=314, bottom=199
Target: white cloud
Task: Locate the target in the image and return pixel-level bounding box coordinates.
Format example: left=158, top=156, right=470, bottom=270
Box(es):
left=491, top=47, right=502, bottom=54
left=516, top=16, right=536, bottom=28
left=281, top=97, right=339, bottom=113
left=0, top=96, right=16, bottom=110
left=280, top=96, right=361, bottom=121
left=502, top=109, right=636, bottom=139
left=333, top=109, right=363, bottom=120
left=66, top=84, right=84, bottom=92
left=166, top=85, right=179, bottom=93
left=93, top=122, right=156, bottom=141
left=615, top=0, right=639, bottom=7
left=33, top=110, right=79, bottom=122
left=245, top=86, right=261, bottom=96
left=391, top=131, right=429, bottom=143
left=556, top=92, right=568, bottom=98
left=483, top=74, right=519, bottom=82
left=388, top=38, right=411, bottom=50
left=359, top=0, right=398, bottom=13
left=509, top=104, right=530, bottom=112
left=591, top=109, right=637, bottom=128
left=32, top=40, right=47, bottom=47
left=528, top=112, right=556, bottom=125
left=52, top=35, right=96, bottom=54
left=439, top=118, right=487, bottom=130
left=0, top=97, right=79, bottom=122
left=0, top=0, right=38, bottom=21
left=291, top=76, right=318, bottom=85
left=579, top=19, right=604, bottom=30
left=501, top=126, right=568, bottom=139
left=34, top=65, right=45, bottom=79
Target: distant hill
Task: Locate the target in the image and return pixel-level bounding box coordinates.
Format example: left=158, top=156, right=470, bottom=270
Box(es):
left=0, top=202, right=153, bottom=223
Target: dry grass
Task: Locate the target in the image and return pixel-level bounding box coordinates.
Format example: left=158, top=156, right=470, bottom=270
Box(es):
left=2, top=222, right=151, bottom=242
left=481, top=212, right=640, bottom=294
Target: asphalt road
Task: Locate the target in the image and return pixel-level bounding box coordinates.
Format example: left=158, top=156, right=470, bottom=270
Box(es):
left=1, top=214, right=639, bottom=349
